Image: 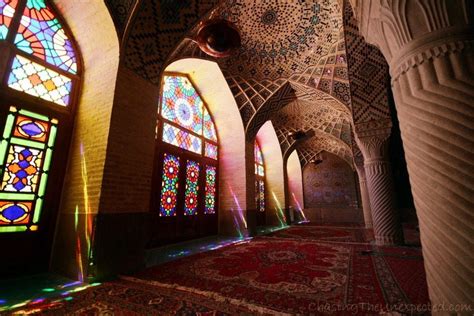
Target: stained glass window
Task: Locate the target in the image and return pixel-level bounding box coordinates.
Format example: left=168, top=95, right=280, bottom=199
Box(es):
left=203, top=107, right=217, bottom=142
left=8, top=55, right=72, bottom=106
left=159, top=153, right=180, bottom=217
left=204, top=142, right=218, bottom=160
left=157, top=73, right=218, bottom=220
left=161, top=75, right=203, bottom=134
left=258, top=180, right=265, bottom=212
left=254, top=140, right=265, bottom=213
left=254, top=141, right=264, bottom=176
left=14, top=0, right=77, bottom=73
left=0, top=0, right=17, bottom=40
left=204, top=165, right=216, bottom=214
left=0, top=106, right=58, bottom=232
left=2, top=0, right=77, bottom=107
left=184, top=160, right=199, bottom=216
left=162, top=123, right=202, bottom=155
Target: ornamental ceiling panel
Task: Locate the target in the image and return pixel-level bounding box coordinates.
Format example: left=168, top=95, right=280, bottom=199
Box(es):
left=120, top=0, right=360, bottom=164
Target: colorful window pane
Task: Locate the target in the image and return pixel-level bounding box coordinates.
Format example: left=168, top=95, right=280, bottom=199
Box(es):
left=258, top=165, right=264, bottom=176
left=254, top=141, right=265, bottom=212
left=0, top=0, right=17, bottom=40
left=8, top=55, right=72, bottom=106
left=204, top=142, right=218, bottom=160
left=161, top=75, right=203, bottom=134
left=255, top=142, right=263, bottom=165
left=203, top=107, right=217, bottom=141
left=15, top=0, right=77, bottom=73
left=0, top=106, right=58, bottom=232
left=204, top=165, right=216, bottom=214
left=1, top=145, right=43, bottom=192
left=258, top=180, right=265, bottom=212
left=159, top=153, right=180, bottom=217
left=184, top=160, right=200, bottom=216
left=162, top=123, right=202, bottom=155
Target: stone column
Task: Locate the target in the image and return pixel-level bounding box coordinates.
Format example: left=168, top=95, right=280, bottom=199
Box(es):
left=351, top=0, right=474, bottom=307
left=355, top=163, right=373, bottom=228
left=355, top=130, right=403, bottom=245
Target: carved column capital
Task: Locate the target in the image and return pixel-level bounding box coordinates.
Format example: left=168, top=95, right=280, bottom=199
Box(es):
left=351, top=0, right=474, bottom=81
left=354, top=131, right=391, bottom=163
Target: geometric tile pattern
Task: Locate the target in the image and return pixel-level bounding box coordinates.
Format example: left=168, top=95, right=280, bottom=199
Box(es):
left=104, top=0, right=137, bottom=39
left=123, top=0, right=219, bottom=84
left=342, top=0, right=391, bottom=125
left=120, top=0, right=359, bottom=163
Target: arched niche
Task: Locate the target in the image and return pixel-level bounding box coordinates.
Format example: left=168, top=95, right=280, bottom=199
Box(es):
left=165, top=58, right=247, bottom=237
left=255, top=121, right=286, bottom=227
left=287, top=150, right=305, bottom=222
left=302, top=151, right=361, bottom=224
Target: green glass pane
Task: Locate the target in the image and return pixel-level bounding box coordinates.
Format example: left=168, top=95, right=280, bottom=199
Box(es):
left=18, top=109, right=49, bottom=121
left=43, top=148, right=53, bottom=172
left=0, top=226, right=28, bottom=233
left=38, top=174, right=48, bottom=197
left=33, top=198, right=43, bottom=223
left=0, top=140, right=8, bottom=166
left=11, top=137, right=45, bottom=150
left=48, top=125, right=57, bottom=148
left=0, top=192, right=35, bottom=200
left=2, top=114, right=15, bottom=139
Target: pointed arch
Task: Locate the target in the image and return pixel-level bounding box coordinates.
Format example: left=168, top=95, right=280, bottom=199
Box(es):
left=256, top=120, right=286, bottom=227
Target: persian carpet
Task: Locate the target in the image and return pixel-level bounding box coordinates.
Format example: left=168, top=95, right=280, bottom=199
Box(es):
left=127, top=237, right=429, bottom=315
left=7, top=278, right=255, bottom=315
left=266, top=225, right=374, bottom=244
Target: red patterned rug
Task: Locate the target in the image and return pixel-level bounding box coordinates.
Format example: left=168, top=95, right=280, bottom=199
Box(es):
left=128, top=237, right=429, bottom=315
left=10, top=233, right=428, bottom=315
left=7, top=278, right=254, bottom=315
left=267, top=225, right=374, bottom=243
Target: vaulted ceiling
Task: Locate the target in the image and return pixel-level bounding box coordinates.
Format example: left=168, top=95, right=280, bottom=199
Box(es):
left=106, top=0, right=360, bottom=168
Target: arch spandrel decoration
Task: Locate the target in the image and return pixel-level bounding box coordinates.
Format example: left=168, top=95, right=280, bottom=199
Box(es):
left=0, top=0, right=80, bottom=233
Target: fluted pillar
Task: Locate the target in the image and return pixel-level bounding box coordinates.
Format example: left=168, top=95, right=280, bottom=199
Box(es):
left=355, top=164, right=373, bottom=228
left=351, top=0, right=474, bottom=308
left=356, top=131, right=403, bottom=245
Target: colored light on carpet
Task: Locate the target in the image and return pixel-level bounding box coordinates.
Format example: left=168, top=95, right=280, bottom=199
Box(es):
left=267, top=225, right=374, bottom=243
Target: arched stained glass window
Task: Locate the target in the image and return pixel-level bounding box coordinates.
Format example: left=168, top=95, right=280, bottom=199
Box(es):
left=1, top=0, right=77, bottom=107
left=255, top=141, right=265, bottom=213
left=153, top=73, right=218, bottom=244
left=0, top=0, right=79, bottom=237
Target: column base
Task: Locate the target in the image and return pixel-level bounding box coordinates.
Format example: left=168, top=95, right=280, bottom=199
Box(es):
left=375, top=234, right=404, bottom=246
